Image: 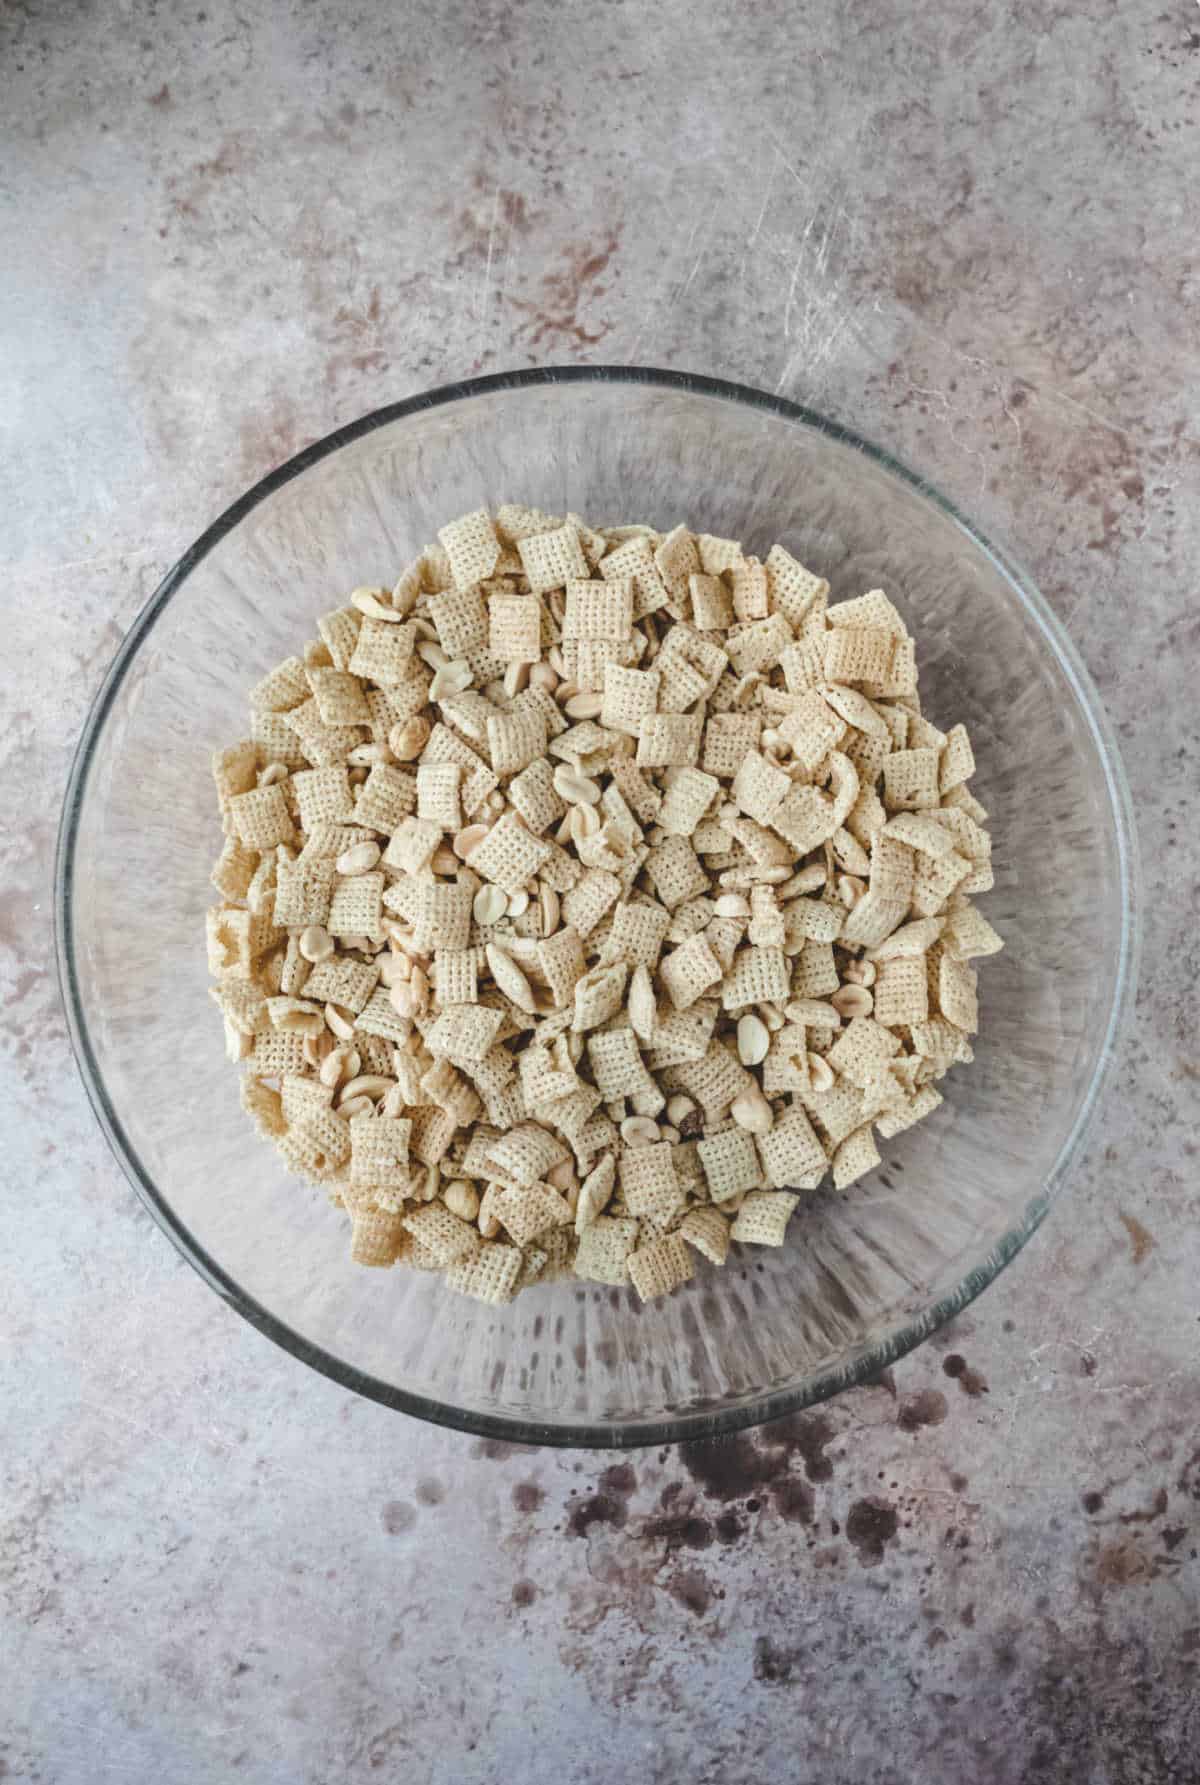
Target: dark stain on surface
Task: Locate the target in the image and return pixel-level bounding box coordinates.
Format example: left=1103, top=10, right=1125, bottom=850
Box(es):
left=846, top=1497, right=899, bottom=1566
left=511, top=1580, right=537, bottom=1607
left=669, top=1569, right=714, bottom=1617
left=898, top=1389, right=950, bottom=1432
left=715, top=1509, right=745, bottom=1543
left=753, top=1635, right=800, bottom=1684
left=566, top=1494, right=627, bottom=1539
left=415, top=1478, right=444, bottom=1506
left=600, top=1463, right=637, bottom=1499
left=1118, top=1211, right=1156, bottom=1263
left=148, top=82, right=171, bottom=106
left=642, top=1511, right=714, bottom=1553
left=1095, top=1536, right=1155, bottom=1587
left=381, top=1501, right=416, bottom=1535
left=1082, top=1490, right=1106, bottom=1515
left=770, top=1477, right=816, bottom=1525
left=943, top=1354, right=990, bottom=1397
left=950, top=1473, right=970, bottom=1493
left=512, top=1482, right=544, bottom=1514
left=513, top=233, right=620, bottom=348
left=1119, top=1487, right=1169, bottom=1526
left=471, top=1438, right=533, bottom=1461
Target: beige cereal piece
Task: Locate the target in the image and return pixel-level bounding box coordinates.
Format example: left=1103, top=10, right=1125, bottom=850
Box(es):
left=825, top=588, right=905, bottom=633
left=272, top=856, right=335, bottom=929
left=730, top=1189, right=800, bottom=1246
left=445, top=1241, right=524, bottom=1305
left=401, top=1200, right=481, bottom=1265
left=415, top=760, right=463, bottom=830
left=354, top=763, right=418, bottom=833
left=679, top=1205, right=731, bottom=1266
left=725, top=613, right=794, bottom=678
left=307, top=666, right=370, bottom=728
left=657, top=767, right=719, bottom=836
left=757, top=1101, right=827, bottom=1186
left=939, top=722, right=976, bottom=793
left=701, top=712, right=762, bottom=779
left=516, top=522, right=589, bottom=593
left=693, top=532, right=744, bottom=574
left=572, top=960, right=628, bottom=1034
left=909, top=849, right=971, bottom=919
left=628, top=1231, right=693, bottom=1302
left=655, top=932, right=720, bottom=1011
left=468, top=812, right=552, bottom=894
left=349, top=1207, right=408, bottom=1268
left=251, top=656, right=311, bottom=713
left=300, top=955, right=380, bottom=1015
left=636, top=711, right=703, bottom=770
left=438, top=508, right=501, bottom=590
left=877, top=1084, right=943, bottom=1138
left=827, top=1017, right=902, bottom=1089
left=697, top=1127, right=764, bottom=1201
left=210, top=835, right=259, bottom=903
left=347, top=617, right=416, bottom=686
left=823, top=627, right=894, bottom=686
left=881, top=748, right=941, bottom=813
left=644, top=835, right=708, bottom=910
left=486, top=1121, right=568, bottom=1188
left=722, top=946, right=789, bottom=1011
left=564, top=578, right=634, bottom=641
left=428, top=585, right=488, bottom=658
left=654, top=523, right=701, bottom=604
left=599, top=535, right=671, bottom=619
left=433, top=948, right=479, bottom=1006
left=508, top=757, right=566, bottom=835
left=689, top=572, right=734, bottom=630
left=938, top=952, right=979, bottom=1032
left=488, top=705, right=548, bottom=779
left=872, top=955, right=930, bottom=1027
left=561, top=867, right=621, bottom=938
left=942, top=903, right=1002, bottom=961
left=729, top=557, right=769, bottom=621
left=777, top=690, right=847, bottom=771
left=292, top=766, right=355, bottom=832
left=425, top=1004, right=506, bottom=1065
left=619, top=1142, right=685, bottom=1230
left=347, top=1113, right=411, bottom=1187
left=423, top=723, right=499, bottom=816
left=574, top=1214, right=640, bottom=1286
left=538, top=924, right=587, bottom=1006
left=382, top=816, right=443, bottom=876
left=831, top=1125, right=881, bottom=1190
left=228, top=783, right=295, bottom=851
left=601, top=664, right=660, bottom=738
left=588, top=1027, right=654, bottom=1101
left=488, top=594, right=542, bottom=665
left=764, top=543, right=828, bottom=626
left=733, top=750, right=792, bottom=826
left=327, top=872, right=384, bottom=940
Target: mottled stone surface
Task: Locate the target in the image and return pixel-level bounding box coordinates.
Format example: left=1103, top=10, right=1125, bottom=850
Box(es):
left=3, top=2, right=1198, bottom=1781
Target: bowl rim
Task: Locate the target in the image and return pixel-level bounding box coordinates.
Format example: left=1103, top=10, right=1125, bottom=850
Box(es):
left=54, top=364, right=1140, bottom=1448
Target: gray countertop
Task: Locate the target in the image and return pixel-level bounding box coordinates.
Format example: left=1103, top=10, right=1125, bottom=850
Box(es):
left=3, top=3, right=1198, bottom=1780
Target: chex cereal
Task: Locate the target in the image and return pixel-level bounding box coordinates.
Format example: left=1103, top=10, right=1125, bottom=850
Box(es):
left=208, top=504, right=1001, bottom=1302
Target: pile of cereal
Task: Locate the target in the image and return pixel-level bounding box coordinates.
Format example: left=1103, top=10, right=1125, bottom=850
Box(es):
left=207, top=505, right=1002, bottom=1304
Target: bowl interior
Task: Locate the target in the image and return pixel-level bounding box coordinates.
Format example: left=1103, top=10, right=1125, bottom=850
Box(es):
left=59, top=371, right=1134, bottom=1443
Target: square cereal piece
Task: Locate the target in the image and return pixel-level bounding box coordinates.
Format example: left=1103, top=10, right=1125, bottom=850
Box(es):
left=317, top=607, right=363, bottom=672
left=213, top=739, right=259, bottom=811
left=702, top=711, right=762, bottom=779
left=365, top=660, right=432, bottom=735
left=637, top=712, right=702, bottom=770
left=694, top=532, right=744, bottom=574
left=429, top=585, right=488, bottom=657
left=562, top=868, right=621, bottom=938
left=229, top=783, right=295, bottom=851
left=654, top=524, right=701, bottom=603
left=433, top=948, right=479, bottom=1006
left=670, top=1044, right=755, bottom=1122
left=517, top=522, right=589, bottom=593
left=778, top=690, right=847, bottom=771
left=413, top=881, right=473, bottom=952
left=722, top=945, right=789, bottom=1010
left=771, top=785, right=838, bottom=855
left=725, top=612, right=793, bottom=677
left=401, top=1202, right=480, bottom=1266
left=292, top=765, right=355, bottom=832
left=307, top=666, right=371, bottom=727
left=679, top=1205, right=731, bottom=1265
left=870, top=834, right=918, bottom=902
left=832, top=1125, right=881, bottom=1190
left=644, top=836, right=709, bottom=910
left=823, top=627, right=895, bottom=685
left=327, top=872, right=384, bottom=939
left=697, top=1127, right=763, bottom=1202
left=941, top=903, right=1002, bottom=961
left=764, top=543, right=828, bottom=626
left=938, top=952, right=979, bottom=1032
left=301, top=954, right=381, bottom=1015
left=250, top=1026, right=309, bottom=1078
left=469, top=811, right=552, bottom=893
left=354, top=763, right=417, bottom=834
left=564, top=578, right=633, bottom=641
left=573, top=960, right=628, bottom=1033
left=251, top=656, right=311, bottom=712
left=620, top=1143, right=685, bottom=1230
left=348, top=618, right=417, bottom=685
left=492, top=1182, right=571, bottom=1248
left=438, top=507, right=501, bottom=590
left=758, top=1102, right=827, bottom=1187
left=349, top=1113, right=412, bottom=1186
left=729, top=557, right=768, bottom=621
left=423, top=723, right=499, bottom=816
left=827, top=588, right=907, bottom=634
left=839, top=889, right=908, bottom=949
left=281, top=697, right=363, bottom=767
left=574, top=1214, right=639, bottom=1286
left=382, top=816, right=442, bottom=875
left=909, top=850, right=971, bottom=918
left=416, top=761, right=462, bottom=830
left=732, top=750, right=791, bottom=825
left=210, top=835, right=259, bottom=905
left=660, top=933, right=723, bottom=1011
left=538, top=925, right=587, bottom=1005
left=603, top=899, right=671, bottom=971
left=599, top=535, right=670, bottom=619
left=873, top=954, right=930, bottom=1027
left=882, top=748, right=941, bottom=812
left=689, top=573, right=733, bottom=631
left=828, top=1017, right=901, bottom=1089
left=602, top=665, right=661, bottom=738
left=587, top=1026, right=652, bottom=1099
left=486, top=1120, right=568, bottom=1188
left=658, top=767, right=719, bottom=836
left=445, top=1242, right=524, bottom=1305
left=350, top=1207, right=408, bottom=1268
left=273, top=856, right=335, bottom=928
left=494, top=502, right=562, bottom=543
left=487, top=705, right=547, bottom=777
left=508, top=757, right=566, bottom=835
left=489, top=594, right=542, bottom=664
left=939, top=722, right=976, bottom=793
left=426, top=1004, right=506, bottom=1065
left=628, top=1232, right=693, bottom=1302
left=731, top=1189, right=800, bottom=1246
left=876, top=1084, right=942, bottom=1139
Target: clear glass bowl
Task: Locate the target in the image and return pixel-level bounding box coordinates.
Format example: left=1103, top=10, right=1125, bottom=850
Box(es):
left=56, top=368, right=1138, bottom=1447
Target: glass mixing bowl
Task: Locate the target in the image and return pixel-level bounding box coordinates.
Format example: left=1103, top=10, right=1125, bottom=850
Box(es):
left=56, top=368, right=1138, bottom=1446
